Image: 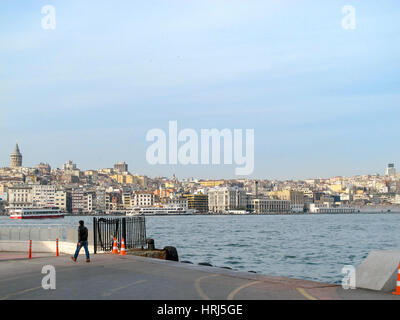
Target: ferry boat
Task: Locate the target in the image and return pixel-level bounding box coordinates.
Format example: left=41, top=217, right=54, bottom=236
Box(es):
left=127, top=206, right=195, bottom=216
left=308, top=203, right=356, bottom=214
left=8, top=207, right=64, bottom=220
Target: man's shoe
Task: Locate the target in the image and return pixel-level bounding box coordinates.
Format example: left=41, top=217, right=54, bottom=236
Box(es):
left=86, top=259, right=91, bottom=263
left=71, top=257, right=76, bottom=262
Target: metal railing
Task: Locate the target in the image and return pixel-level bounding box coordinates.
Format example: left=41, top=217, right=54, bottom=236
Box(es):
left=93, top=217, right=146, bottom=253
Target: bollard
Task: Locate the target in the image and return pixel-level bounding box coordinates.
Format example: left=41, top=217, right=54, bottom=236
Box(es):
left=146, top=238, right=155, bottom=251
left=56, top=238, right=59, bottom=257
left=163, top=246, right=179, bottom=262
left=28, top=240, right=32, bottom=259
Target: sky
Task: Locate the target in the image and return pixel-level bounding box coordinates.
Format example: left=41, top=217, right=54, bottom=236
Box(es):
left=1, top=1, right=399, bottom=180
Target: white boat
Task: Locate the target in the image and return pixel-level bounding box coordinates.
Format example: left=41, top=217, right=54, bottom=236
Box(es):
left=127, top=206, right=195, bottom=216
left=8, top=207, right=65, bottom=220
left=227, top=210, right=248, bottom=215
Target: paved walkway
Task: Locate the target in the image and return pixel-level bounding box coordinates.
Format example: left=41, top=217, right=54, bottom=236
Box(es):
left=0, top=253, right=398, bottom=300
left=0, top=252, right=52, bottom=261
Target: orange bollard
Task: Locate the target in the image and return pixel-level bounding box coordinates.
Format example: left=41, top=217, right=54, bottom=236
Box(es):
left=393, top=263, right=400, bottom=295
left=56, top=238, right=59, bottom=257
left=28, top=240, right=32, bottom=259
left=112, top=237, right=119, bottom=254
left=119, top=238, right=127, bottom=256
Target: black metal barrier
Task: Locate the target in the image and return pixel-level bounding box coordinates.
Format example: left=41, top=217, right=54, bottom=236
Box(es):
left=93, top=216, right=146, bottom=254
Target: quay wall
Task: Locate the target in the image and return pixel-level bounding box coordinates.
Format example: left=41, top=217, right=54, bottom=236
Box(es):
left=0, top=240, right=95, bottom=255
left=0, top=226, right=95, bottom=255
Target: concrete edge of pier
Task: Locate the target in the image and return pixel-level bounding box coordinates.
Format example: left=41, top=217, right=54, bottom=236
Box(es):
left=2, top=244, right=400, bottom=296
left=1, top=252, right=400, bottom=300
left=356, top=250, right=400, bottom=292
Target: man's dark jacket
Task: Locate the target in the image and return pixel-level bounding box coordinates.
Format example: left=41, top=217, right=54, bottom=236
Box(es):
left=78, top=226, right=88, bottom=242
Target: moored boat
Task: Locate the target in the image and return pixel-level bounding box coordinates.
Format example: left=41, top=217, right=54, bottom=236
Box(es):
left=8, top=207, right=64, bottom=220
left=127, top=205, right=195, bottom=216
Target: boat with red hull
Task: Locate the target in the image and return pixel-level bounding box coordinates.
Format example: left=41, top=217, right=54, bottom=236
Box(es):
left=8, top=207, right=64, bottom=220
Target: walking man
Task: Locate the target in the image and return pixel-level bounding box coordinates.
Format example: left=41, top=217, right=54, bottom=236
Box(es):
left=71, top=220, right=90, bottom=263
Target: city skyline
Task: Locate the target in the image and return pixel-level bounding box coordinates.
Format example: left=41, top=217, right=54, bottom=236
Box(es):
left=1, top=1, right=400, bottom=179
left=2, top=141, right=397, bottom=181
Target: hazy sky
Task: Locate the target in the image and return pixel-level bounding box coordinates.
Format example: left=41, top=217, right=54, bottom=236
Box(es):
left=1, top=1, right=399, bottom=180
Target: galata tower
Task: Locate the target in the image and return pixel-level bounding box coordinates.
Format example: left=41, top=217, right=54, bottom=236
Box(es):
left=10, top=142, right=22, bottom=168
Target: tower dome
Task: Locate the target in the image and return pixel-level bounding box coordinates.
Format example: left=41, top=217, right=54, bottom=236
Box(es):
left=10, top=142, right=22, bottom=168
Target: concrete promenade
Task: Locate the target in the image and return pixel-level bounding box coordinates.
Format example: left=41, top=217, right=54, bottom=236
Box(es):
left=0, top=252, right=399, bottom=300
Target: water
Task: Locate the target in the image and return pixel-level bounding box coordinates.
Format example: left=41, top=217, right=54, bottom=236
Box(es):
left=1, top=213, right=400, bottom=284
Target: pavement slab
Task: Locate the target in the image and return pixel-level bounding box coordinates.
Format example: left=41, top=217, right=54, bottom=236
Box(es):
left=0, top=253, right=398, bottom=300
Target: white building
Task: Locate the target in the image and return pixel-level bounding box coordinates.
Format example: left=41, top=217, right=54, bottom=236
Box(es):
left=166, top=197, right=188, bottom=209
left=63, top=160, right=77, bottom=171
left=208, top=187, right=246, bottom=213
left=86, top=192, right=95, bottom=213
left=95, top=189, right=106, bottom=212
left=291, top=203, right=305, bottom=213
left=250, top=198, right=291, bottom=214
left=309, top=203, right=356, bottom=213
left=32, top=185, right=56, bottom=207
left=386, top=163, right=397, bottom=178
left=54, top=190, right=68, bottom=211
left=133, top=191, right=154, bottom=207
left=8, top=185, right=33, bottom=208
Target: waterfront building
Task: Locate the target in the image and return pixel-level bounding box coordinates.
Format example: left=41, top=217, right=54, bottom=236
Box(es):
left=166, top=197, right=188, bottom=210
left=272, top=189, right=305, bottom=213
left=32, top=185, right=56, bottom=207
left=8, top=185, right=33, bottom=208
left=122, top=187, right=133, bottom=209
left=54, top=190, right=71, bottom=212
left=71, top=188, right=85, bottom=214
left=308, top=203, right=356, bottom=213
left=86, top=191, right=96, bottom=213
left=249, top=198, right=291, bottom=214
left=95, top=189, right=106, bottom=212
left=10, top=142, right=22, bottom=168
left=133, top=191, right=154, bottom=207
left=208, top=187, right=246, bottom=213
left=110, top=191, right=123, bottom=211
left=183, top=193, right=208, bottom=213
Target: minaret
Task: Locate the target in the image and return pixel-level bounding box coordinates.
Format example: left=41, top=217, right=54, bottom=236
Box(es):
left=10, top=142, right=22, bottom=168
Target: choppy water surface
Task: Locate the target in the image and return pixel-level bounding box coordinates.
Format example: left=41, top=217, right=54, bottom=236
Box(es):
left=2, top=214, right=400, bottom=284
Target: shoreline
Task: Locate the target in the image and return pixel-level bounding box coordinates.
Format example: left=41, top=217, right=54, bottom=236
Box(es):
left=2, top=211, right=400, bottom=218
